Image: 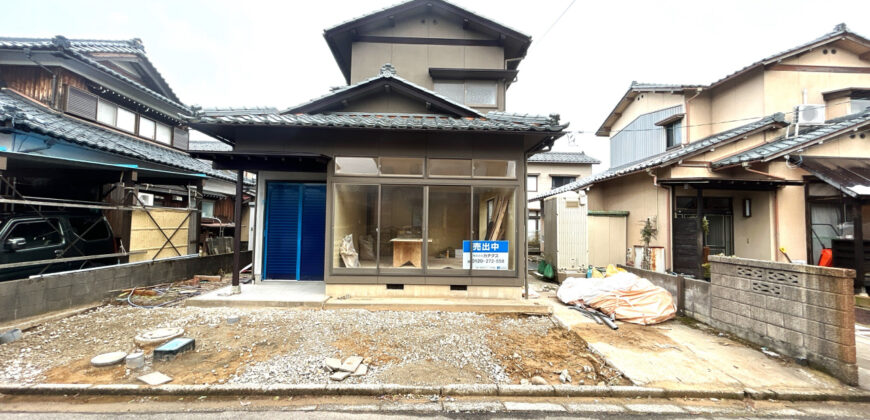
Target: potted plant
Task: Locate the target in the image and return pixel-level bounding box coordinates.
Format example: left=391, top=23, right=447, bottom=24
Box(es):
left=640, top=217, right=658, bottom=270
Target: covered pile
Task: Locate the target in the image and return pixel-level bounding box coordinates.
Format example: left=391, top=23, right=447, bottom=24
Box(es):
left=557, top=266, right=676, bottom=325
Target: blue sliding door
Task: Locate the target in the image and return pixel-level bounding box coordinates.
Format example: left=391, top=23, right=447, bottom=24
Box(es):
left=264, top=182, right=325, bottom=280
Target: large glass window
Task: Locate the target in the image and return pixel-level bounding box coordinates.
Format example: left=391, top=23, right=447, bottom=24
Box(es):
left=380, top=186, right=424, bottom=270
left=333, top=184, right=378, bottom=269
left=429, top=159, right=472, bottom=177
left=335, top=157, right=378, bottom=176
left=465, top=81, right=497, bottom=107
left=472, top=187, right=516, bottom=271
left=428, top=186, right=471, bottom=270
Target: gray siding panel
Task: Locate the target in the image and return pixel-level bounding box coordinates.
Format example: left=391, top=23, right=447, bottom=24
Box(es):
left=610, top=105, right=683, bottom=168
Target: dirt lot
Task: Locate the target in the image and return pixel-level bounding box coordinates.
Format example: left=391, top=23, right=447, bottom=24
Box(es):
left=0, top=303, right=625, bottom=387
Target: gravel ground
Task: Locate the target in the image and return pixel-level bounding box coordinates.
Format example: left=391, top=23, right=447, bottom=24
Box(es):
left=0, top=305, right=610, bottom=386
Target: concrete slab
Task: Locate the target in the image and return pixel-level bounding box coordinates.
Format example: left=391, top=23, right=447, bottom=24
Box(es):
left=185, top=282, right=327, bottom=309
left=323, top=297, right=550, bottom=314
left=529, top=277, right=850, bottom=392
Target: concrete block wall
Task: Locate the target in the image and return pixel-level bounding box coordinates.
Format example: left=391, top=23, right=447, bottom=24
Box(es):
left=709, top=255, right=857, bottom=385
left=0, top=251, right=251, bottom=323
left=619, top=265, right=711, bottom=323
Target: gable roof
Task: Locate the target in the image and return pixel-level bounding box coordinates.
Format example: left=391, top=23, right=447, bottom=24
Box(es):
left=595, top=82, right=705, bottom=136
left=0, top=88, right=231, bottom=182
left=531, top=113, right=787, bottom=201
left=596, top=24, right=870, bottom=138
left=712, top=109, right=870, bottom=168
left=0, top=36, right=187, bottom=112
left=282, top=63, right=483, bottom=117
left=528, top=151, right=600, bottom=164
left=323, top=0, right=532, bottom=84
left=708, top=23, right=870, bottom=90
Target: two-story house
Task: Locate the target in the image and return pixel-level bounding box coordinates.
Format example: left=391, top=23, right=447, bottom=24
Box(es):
left=525, top=151, right=599, bottom=252
left=188, top=0, right=568, bottom=298
left=532, top=24, right=870, bottom=293
left=0, top=36, right=246, bottom=263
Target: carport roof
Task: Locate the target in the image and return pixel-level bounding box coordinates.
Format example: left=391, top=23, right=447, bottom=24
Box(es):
left=793, top=156, right=870, bottom=198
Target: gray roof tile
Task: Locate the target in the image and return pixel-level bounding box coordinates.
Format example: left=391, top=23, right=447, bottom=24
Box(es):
left=528, top=151, right=600, bottom=164
left=0, top=89, right=232, bottom=182
left=531, top=113, right=787, bottom=201
left=0, top=36, right=186, bottom=111
left=712, top=109, right=870, bottom=168
left=192, top=110, right=566, bottom=133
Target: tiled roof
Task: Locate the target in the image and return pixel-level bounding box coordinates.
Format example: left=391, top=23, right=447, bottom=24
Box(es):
left=283, top=63, right=483, bottom=117
left=712, top=109, right=870, bottom=168
left=0, top=36, right=186, bottom=111
left=0, top=89, right=232, bottom=182
left=531, top=113, right=787, bottom=201
left=191, top=110, right=567, bottom=133
left=709, top=23, right=870, bottom=88
left=528, top=151, right=601, bottom=164
left=188, top=140, right=233, bottom=152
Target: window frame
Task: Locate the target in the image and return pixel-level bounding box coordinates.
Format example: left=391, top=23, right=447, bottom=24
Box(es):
left=665, top=120, right=683, bottom=149
left=551, top=175, right=576, bottom=189
left=526, top=174, right=538, bottom=192
left=329, top=179, right=518, bottom=278
left=433, top=79, right=498, bottom=108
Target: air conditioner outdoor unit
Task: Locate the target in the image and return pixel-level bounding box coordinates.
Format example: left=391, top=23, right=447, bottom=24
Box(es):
left=796, top=104, right=826, bottom=125
left=137, top=192, right=154, bottom=206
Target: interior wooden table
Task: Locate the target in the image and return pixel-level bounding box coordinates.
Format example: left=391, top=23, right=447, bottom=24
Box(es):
left=390, top=238, right=433, bottom=268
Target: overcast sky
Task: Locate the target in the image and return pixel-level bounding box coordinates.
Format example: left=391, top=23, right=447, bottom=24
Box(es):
left=4, top=0, right=870, bottom=171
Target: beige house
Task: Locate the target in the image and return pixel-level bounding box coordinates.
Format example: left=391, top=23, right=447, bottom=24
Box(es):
left=526, top=151, right=599, bottom=251
left=532, top=24, right=870, bottom=293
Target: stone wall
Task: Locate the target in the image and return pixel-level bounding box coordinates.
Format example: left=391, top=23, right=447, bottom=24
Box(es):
left=0, top=252, right=251, bottom=323
left=709, top=255, right=857, bottom=385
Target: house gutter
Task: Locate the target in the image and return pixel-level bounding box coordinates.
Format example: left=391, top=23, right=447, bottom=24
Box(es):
left=742, top=164, right=786, bottom=181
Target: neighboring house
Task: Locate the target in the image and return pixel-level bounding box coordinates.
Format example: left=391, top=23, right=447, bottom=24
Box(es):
left=532, top=24, right=870, bottom=293
left=0, top=36, right=243, bottom=262
left=526, top=151, right=600, bottom=251
left=189, top=0, right=567, bottom=298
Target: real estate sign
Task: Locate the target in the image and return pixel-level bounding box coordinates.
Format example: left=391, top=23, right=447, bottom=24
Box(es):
left=461, top=240, right=509, bottom=270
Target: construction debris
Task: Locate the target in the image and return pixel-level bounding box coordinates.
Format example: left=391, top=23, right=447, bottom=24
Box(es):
left=530, top=375, right=548, bottom=385
left=0, top=328, right=22, bottom=344
left=352, top=364, right=368, bottom=376
left=90, top=351, right=127, bottom=367
left=559, top=369, right=572, bottom=383
left=226, top=315, right=241, bottom=325
left=329, top=370, right=351, bottom=381
left=134, top=327, right=184, bottom=346
left=153, top=338, right=195, bottom=361
left=323, top=357, right=342, bottom=372
left=125, top=351, right=145, bottom=369
left=339, top=355, right=363, bottom=372
left=138, top=371, right=173, bottom=385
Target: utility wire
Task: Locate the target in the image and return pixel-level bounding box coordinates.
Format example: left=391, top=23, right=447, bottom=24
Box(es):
left=535, top=0, right=577, bottom=45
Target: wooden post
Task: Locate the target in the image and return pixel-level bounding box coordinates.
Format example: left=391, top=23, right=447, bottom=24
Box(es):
left=232, top=170, right=243, bottom=294
left=852, top=199, right=864, bottom=293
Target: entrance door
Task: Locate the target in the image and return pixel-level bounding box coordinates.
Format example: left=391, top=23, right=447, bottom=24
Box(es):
left=263, top=182, right=326, bottom=280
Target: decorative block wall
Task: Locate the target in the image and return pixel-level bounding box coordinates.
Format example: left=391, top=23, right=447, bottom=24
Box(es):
left=709, top=256, right=857, bottom=385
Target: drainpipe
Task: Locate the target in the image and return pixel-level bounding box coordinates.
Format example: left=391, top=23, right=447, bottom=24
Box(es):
left=23, top=48, right=58, bottom=109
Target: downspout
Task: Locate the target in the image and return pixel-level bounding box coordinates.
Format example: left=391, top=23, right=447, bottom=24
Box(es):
left=23, top=48, right=58, bottom=109
left=683, top=88, right=703, bottom=144
left=647, top=169, right=671, bottom=270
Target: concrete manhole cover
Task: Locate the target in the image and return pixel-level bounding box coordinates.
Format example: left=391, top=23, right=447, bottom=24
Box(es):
left=91, top=351, right=127, bottom=367
left=134, top=327, right=184, bottom=345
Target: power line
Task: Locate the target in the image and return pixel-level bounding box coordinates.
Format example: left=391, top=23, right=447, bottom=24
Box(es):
left=536, top=0, right=576, bottom=44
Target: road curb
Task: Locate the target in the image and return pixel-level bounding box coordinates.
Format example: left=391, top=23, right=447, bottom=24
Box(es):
left=1, top=383, right=868, bottom=402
